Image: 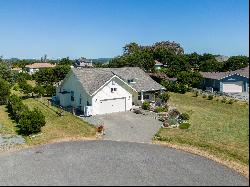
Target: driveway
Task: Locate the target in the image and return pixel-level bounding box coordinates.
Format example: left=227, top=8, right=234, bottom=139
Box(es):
left=0, top=141, right=248, bottom=186
left=96, top=111, right=162, bottom=143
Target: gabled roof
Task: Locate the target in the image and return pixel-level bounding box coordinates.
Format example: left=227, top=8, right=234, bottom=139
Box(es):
left=201, top=66, right=249, bottom=80
left=71, top=67, right=165, bottom=95
left=154, top=60, right=163, bottom=65
left=25, top=63, right=56, bottom=69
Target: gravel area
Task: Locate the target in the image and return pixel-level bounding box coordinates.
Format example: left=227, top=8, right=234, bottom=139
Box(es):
left=0, top=135, right=25, bottom=150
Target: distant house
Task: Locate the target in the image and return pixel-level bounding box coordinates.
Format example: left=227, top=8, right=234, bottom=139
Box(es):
left=74, top=57, right=93, bottom=68
left=25, top=63, right=56, bottom=75
left=201, top=66, right=249, bottom=93
left=215, top=55, right=229, bottom=62
left=154, top=60, right=163, bottom=70
left=55, top=67, right=165, bottom=115
left=11, top=67, right=23, bottom=73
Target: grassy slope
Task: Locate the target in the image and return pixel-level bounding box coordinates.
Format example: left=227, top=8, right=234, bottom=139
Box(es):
left=0, top=97, right=96, bottom=146
left=156, top=92, right=249, bottom=165
left=22, top=98, right=96, bottom=145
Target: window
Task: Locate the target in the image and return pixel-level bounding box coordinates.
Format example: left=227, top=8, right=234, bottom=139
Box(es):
left=79, top=98, right=82, bottom=105
left=138, top=92, right=141, bottom=100
left=111, top=88, right=117, bottom=92
left=144, top=94, right=150, bottom=100
left=71, top=91, right=74, bottom=101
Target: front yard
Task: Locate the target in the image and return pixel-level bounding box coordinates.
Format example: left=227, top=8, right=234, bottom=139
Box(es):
left=0, top=98, right=96, bottom=148
left=154, top=92, right=249, bottom=172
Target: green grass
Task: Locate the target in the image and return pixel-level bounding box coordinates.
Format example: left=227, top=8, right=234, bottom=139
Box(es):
left=0, top=97, right=96, bottom=146
left=155, top=92, right=249, bottom=165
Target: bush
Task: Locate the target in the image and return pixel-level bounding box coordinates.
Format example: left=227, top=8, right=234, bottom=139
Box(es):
left=7, top=95, right=28, bottom=122
left=168, top=108, right=180, bottom=118
left=221, top=97, right=227, bottom=103
left=142, top=101, right=150, bottom=110
left=208, top=95, right=213, bottom=100
left=179, top=112, right=190, bottom=120
left=166, top=116, right=178, bottom=126
left=19, top=108, right=46, bottom=135
left=0, top=78, right=11, bottom=105
left=227, top=99, right=234, bottom=104
left=179, top=123, right=191, bottom=129
left=160, top=92, right=170, bottom=103
left=194, top=91, right=199, bottom=97
left=154, top=106, right=167, bottom=113
left=202, top=95, right=207, bottom=98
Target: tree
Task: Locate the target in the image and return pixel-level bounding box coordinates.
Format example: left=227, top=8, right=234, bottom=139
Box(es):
left=19, top=80, right=33, bottom=96
left=0, top=61, right=13, bottom=82
left=33, top=84, right=45, bottom=97
left=177, top=71, right=203, bottom=88
left=58, top=57, right=73, bottom=66
left=199, top=59, right=223, bottom=72
left=19, top=108, right=46, bottom=135
left=123, top=42, right=141, bottom=55
left=45, top=84, right=56, bottom=96
left=223, top=56, right=249, bottom=71
left=0, top=78, right=11, bottom=105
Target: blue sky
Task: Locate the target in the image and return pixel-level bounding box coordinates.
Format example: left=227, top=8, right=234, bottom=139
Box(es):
left=0, top=0, right=249, bottom=59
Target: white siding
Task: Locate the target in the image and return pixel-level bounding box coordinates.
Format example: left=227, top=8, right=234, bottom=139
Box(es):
left=56, top=73, right=91, bottom=110
left=92, top=77, right=133, bottom=115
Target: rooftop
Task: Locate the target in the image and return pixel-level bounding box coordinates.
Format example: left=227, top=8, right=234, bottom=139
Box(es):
left=25, top=63, right=56, bottom=69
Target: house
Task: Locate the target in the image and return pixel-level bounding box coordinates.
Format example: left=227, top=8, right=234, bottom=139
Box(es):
left=200, top=66, right=249, bottom=93
left=154, top=60, right=163, bottom=70
left=11, top=67, right=23, bottom=73
left=55, top=67, right=165, bottom=115
left=215, top=55, right=229, bottom=62
left=25, top=63, right=56, bottom=75
left=74, top=57, right=93, bottom=68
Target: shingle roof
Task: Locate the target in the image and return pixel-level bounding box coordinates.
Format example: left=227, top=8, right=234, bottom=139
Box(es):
left=71, top=67, right=165, bottom=95
left=154, top=60, right=163, bottom=65
left=72, top=68, right=114, bottom=95
left=201, top=66, right=249, bottom=80
left=25, top=63, right=56, bottom=69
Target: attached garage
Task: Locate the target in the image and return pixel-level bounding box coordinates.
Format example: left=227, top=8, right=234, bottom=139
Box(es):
left=99, top=97, right=126, bottom=115
left=222, top=81, right=243, bottom=93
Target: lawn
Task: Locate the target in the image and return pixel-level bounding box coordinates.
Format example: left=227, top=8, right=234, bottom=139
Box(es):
left=155, top=92, right=249, bottom=166
left=0, top=97, right=96, bottom=146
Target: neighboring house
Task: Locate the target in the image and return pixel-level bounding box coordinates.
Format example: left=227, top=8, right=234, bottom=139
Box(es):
left=25, top=63, right=56, bottom=75
left=215, top=55, right=229, bottom=62
left=55, top=67, right=165, bottom=115
left=201, top=66, right=249, bottom=93
left=74, top=57, right=93, bottom=68
left=11, top=67, right=23, bottom=73
left=154, top=60, right=163, bottom=70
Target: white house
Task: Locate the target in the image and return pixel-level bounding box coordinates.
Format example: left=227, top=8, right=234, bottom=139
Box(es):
left=55, top=67, right=165, bottom=115
left=25, top=63, right=56, bottom=75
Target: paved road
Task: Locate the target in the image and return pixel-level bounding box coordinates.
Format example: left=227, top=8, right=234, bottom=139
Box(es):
left=0, top=141, right=248, bottom=186
left=97, top=111, right=162, bottom=143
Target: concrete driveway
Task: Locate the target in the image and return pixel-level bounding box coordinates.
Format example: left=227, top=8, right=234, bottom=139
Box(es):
left=96, top=111, right=162, bottom=143
left=0, top=141, right=248, bottom=186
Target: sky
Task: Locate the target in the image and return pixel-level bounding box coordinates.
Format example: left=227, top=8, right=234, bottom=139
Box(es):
left=0, top=0, right=249, bottom=59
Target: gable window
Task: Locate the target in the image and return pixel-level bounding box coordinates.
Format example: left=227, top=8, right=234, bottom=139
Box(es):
left=144, top=94, right=150, bottom=100
left=111, top=88, right=117, bottom=93
left=71, top=91, right=74, bottom=101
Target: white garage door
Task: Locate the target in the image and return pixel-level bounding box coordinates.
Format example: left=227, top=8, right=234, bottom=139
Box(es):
left=99, top=97, right=126, bottom=114
left=222, top=81, right=243, bottom=93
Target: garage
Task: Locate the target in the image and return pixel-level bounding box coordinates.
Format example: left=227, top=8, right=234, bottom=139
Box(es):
left=99, top=97, right=126, bottom=114
left=222, top=81, right=243, bottom=93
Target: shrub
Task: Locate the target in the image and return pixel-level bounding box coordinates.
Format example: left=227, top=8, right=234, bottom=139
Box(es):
left=154, top=106, right=167, bottom=113
left=19, top=108, right=46, bottom=135
left=142, top=101, right=150, bottom=110
left=208, top=95, right=213, bottom=100
left=227, top=99, right=234, bottom=104
left=166, top=116, right=178, bottom=126
left=0, top=78, right=11, bottom=105
left=168, top=108, right=180, bottom=118
left=179, top=112, right=190, bottom=120
left=221, top=97, right=227, bottom=103
left=7, top=95, right=28, bottom=122
left=202, top=95, right=207, bottom=98
left=179, top=123, right=191, bottom=129
left=160, top=92, right=170, bottom=103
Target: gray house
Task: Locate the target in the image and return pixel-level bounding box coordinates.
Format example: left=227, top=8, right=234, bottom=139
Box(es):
left=201, top=66, right=249, bottom=93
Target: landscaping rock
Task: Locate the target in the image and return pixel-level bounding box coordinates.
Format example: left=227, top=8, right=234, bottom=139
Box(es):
left=133, top=109, right=143, bottom=114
